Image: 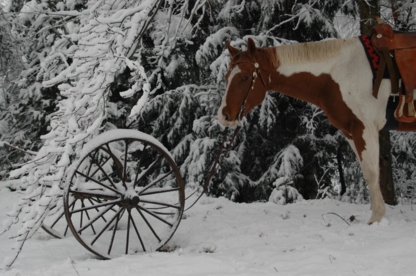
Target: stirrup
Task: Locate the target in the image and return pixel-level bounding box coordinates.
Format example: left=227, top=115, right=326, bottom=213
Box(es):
left=394, top=94, right=416, bottom=123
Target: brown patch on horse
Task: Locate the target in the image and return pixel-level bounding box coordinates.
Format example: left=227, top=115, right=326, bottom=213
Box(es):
left=260, top=47, right=279, bottom=68
left=268, top=71, right=366, bottom=160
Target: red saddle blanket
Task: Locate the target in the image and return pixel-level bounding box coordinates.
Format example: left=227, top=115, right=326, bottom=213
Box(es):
left=358, top=35, right=390, bottom=84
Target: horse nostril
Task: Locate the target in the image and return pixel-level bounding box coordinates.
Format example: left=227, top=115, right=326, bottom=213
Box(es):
left=221, top=107, right=231, bottom=122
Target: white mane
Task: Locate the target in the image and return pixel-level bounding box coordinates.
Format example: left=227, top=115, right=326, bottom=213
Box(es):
left=275, top=38, right=356, bottom=65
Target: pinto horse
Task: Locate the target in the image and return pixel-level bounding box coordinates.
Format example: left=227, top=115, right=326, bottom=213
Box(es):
left=218, top=38, right=416, bottom=224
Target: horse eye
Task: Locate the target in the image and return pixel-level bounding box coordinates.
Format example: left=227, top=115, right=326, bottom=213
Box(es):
left=242, top=76, right=249, bottom=81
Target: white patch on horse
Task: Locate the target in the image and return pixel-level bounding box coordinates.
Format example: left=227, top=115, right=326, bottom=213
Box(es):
left=277, top=38, right=389, bottom=129
left=218, top=66, right=241, bottom=127
left=331, top=42, right=389, bottom=223
left=276, top=38, right=391, bottom=223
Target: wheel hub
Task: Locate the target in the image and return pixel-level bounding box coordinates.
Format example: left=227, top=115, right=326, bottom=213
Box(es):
left=122, top=192, right=140, bottom=209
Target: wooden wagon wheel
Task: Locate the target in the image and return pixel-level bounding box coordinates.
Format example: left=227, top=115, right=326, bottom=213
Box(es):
left=37, top=182, right=70, bottom=239
left=41, top=193, right=71, bottom=239
left=63, top=130, right=185, bottom=258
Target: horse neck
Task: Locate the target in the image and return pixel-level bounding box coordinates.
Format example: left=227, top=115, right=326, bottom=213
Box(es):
left=266, top=40, right=355, bottom=108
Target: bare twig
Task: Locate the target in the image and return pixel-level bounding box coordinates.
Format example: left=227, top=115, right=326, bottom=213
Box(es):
left=4, top=231, right=29, bottom=270
left=67, top=253, right=81, bottom=276
left=322, top=212, right=350, bottom=226
left=1, top=141, right=37, bottom=156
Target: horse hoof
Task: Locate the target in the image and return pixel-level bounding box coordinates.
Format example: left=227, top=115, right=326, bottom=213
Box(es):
left=367, top=214, right=383, bottom=225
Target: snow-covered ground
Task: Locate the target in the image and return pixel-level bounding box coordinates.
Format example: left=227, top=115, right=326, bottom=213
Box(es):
left=1, top=180, right=416, bottom=276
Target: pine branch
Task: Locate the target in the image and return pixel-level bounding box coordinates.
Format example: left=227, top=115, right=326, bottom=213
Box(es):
left=0, top=141, right=37, bottom=156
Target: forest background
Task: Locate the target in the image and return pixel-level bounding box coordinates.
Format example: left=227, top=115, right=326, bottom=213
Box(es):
left=0, top=0, right=416, bottom=265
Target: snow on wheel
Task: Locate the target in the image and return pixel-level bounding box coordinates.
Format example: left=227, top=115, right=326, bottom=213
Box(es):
left=63, top=129, right=185, bottom=258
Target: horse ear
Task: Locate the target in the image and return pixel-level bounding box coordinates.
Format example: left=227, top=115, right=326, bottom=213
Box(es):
left=247, top=38, right=256, bottom=56
left=226, top=41, right=240, bottom=57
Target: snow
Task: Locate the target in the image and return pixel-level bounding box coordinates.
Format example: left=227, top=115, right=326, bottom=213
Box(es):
left=78, top=129, right=173, bottom=161
left=1, top=180, right=416, bottom=275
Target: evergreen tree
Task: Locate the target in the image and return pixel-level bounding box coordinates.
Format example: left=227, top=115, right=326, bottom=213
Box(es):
left=0, top=0, right=87, bottom=179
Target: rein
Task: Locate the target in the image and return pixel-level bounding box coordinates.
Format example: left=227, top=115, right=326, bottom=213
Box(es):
left=184, top=125, right=242, bottom=211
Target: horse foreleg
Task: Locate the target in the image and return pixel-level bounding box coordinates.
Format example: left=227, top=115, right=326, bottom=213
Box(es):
left=345, top=125, right=386, bottom=224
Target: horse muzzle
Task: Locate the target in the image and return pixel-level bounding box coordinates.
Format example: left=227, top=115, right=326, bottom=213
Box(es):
left=217, top=107, right=240, bottom=127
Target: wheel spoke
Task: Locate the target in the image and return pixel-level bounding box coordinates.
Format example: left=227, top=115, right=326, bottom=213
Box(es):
left=90, top=154, right=118, bottom=190
left=108, top=209, right=122, bottom=255
left=140, top=187, right=180, bottom=196
left=90, top=197, right=118, bottom=213
left=74, top=170, right=123, bottom=196
left=135, top=207, right=161, bottom=242
left=90, top=155, right=112, bottom=179
left=151, top=211, right=176, bottom=215
left=129, top=209, right=146, bottom=252
left=122, top=139, right=129, bottom=189
left=77, top=202, right=118, bottom=234
left=126, top=209, right=131, bottom=254
left=140, top=199, right=180, bottom=209
left=70, top=199, right=77, bottom=211
left=69, top=189, right=119, bottom=201
left=134, top=156, right=162, bottom=187
left=139, top=171, right=174, bottom=195
left=83, top=206, right=96, bottom=235
left=64, top=224, right=70, bottom=236
left=80, top=201, right=84, bottom=231
left=137, top=206, right=173, bottom=227
left=96, top=170, right=118, bottom=184
left=87, top=198, right=108, bottom=223
left=91, top=207, right=123, bottom=246
left=85, top=150, right=98, bottom=177
left=133, top=145, right=147, bottom=186
left=71, top=199, right=122, bottom=214
left=65, top=201, right=76, bottom=236
left=61, top=197, right=77, bottom=219
left=50, top=209, right=65, bottom=229
left=104, top=143, right=125, bottom=183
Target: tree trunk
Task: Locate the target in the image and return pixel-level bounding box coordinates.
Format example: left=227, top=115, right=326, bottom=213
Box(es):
left=359, top=0, right=397, bottom=205
left=359, top=0, right=379, bottom=35
left=379, top=129, right=396, bottom=204
left=337, top=144, right=346, bottom=196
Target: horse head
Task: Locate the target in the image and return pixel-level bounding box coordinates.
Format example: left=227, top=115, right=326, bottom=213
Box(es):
left=217, top=38, right=272, bottom=127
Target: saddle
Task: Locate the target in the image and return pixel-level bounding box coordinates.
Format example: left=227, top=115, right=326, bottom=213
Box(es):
left=371, top=23, right=416, bottom=123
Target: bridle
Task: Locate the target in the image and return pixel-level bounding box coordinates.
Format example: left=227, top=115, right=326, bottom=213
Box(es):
left=228, top=60, right=267, bottom=122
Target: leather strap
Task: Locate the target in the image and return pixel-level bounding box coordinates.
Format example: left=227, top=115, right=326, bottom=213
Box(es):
left=372, top=50, right=386, bottom=99
left=184, top=126, right=242, bottom=211
left=383, top=48, right=399, bottom=95
left=372, top=46, right=400, bottom=99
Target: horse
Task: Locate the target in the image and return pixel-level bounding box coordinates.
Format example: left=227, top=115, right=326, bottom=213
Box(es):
left=217, top=37, right=416, bottom=224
